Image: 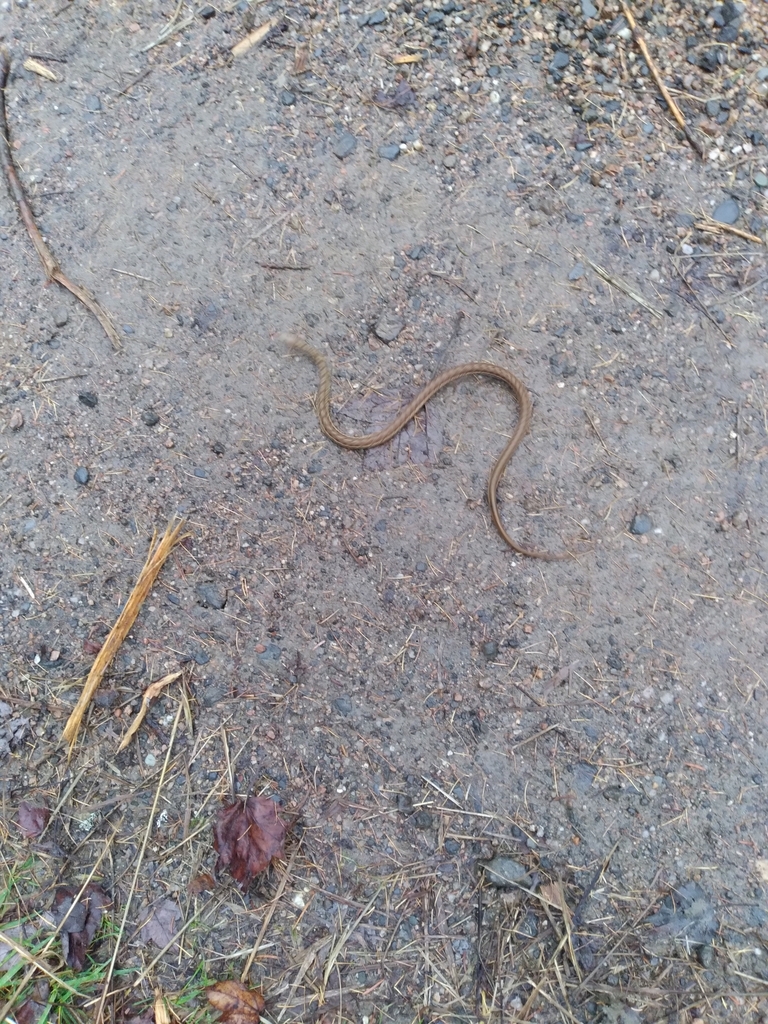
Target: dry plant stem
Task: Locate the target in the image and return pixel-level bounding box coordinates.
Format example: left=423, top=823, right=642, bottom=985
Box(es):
left=619, top=0, right=704, bottom=159
left=61, top=519, right=187, bottom=751
left=231, top=16, right=281, bottom=57
left=0, top=50, right=120, bottom=348
left=286, top=334, right=588, bottom=561
left=92, top=702, right=184, bottom=1024
left=117, top=670, right=182, bottom=751
left=695, top=218, right=765, bottom=245
left=240, top=844, right=299, bottom=982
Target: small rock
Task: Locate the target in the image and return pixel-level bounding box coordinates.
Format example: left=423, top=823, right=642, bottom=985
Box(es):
left=427, top=10, right=444, bottom=24
left=629, top=513, right=653, bottom=535
left=581, top=0, right=598, bottom=17
left=378, top=143, right=400, bottom=161
left=549, top=51, right=570, bottom=72
left=755, top=172, right=768, bottom=188
left=483, top=856, right=528, bottom=887
left=333, top=696, right=353, bottom=716
left=568, top=262, right=585, bottom=281
left=368, top=8, right=387, bottom=24
left=374, top=311, right=404, bottom=343
left=413, top=809, right=433, bottom=829
left=199, top=4, right=216, bottom=17
left=443, top=153, right=457, bottom=169
left=74, top=467, right=90, bottom=485
left=53, top=308, right=69, bottom=328
left=84, top=94, right=102, bottom=112
left=196, top=584, right=226, bottom=609
left=333, top=132, right=357, bottom=159
left=78, top=391, right=98, bottom=409
left=280, top=90, right=296, bottom=106
left=396, top=793, right=414, bottom=813
left=705, top=99, right=721, bottom=117
left=713, top=198, right=739, bottom=224
left=142, top=410, right=160, bottom=426
left=482, top=641, right=499, bottom=660
left=9, top=409, right=24, bottom=431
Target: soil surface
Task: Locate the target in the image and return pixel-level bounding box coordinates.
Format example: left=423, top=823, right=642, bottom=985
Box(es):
left=1, top=1, right=768, bottom=1022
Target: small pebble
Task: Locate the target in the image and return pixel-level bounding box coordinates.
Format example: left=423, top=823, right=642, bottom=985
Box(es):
left=78, top=391, right=98, bottom=409
left=568, top=262, right=585, bottom=281
left=144, top=753, right=157, bottom=767
left=482, top=641, right=499, bottom=659
left=142, top=410, right=160, bottom=426
left=549, top=51, right=570, bottom=72
left=754, top=172, right=768, bottom=188
left=581, top=0, right=598, bottom=17
left=443, top=153, right=457, bottom=168
left=367, top=8, right=387, bottom=25
left=483, top=856, right=527, bottom=887
left=378, top=143, right=400, bottom=161
left=53, top=308, right=69, bottom=327
left=630, top=513, right=653, bottom=535
left=74, top=467, right=90, bottom=485
left=712, top=198, right=739, bottom=224
left=280, top=90, right=296, bottom=106
left=196, top=584, right=226, bottom=609
left=84, top=94, right=101, bottom=112
left=374, top=311, right=404, bottom=343
left=9, top=409, right=24, bottom=431
left=332, top=132, right=357, bottom=159
left=333, top=696, right=353, bottom=716
left=199, top=4, right=215, bottom=17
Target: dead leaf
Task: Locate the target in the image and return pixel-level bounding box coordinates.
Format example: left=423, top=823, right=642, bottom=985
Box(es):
left=213, top=796, right=287, bottom=889
left=138, top=898, right=182, bottom=951
left=117, top=670, right=182, bottom=751
left=23, top=59, right=57, bottom=82
left=188, top=872, right=216, bottom=895
left=373, top=78, right=416, bottom=110
left=207, top=980, right=264, bottom=1024
left=50, top=884, right=109, bottom=970
left=539, top=882, right=565, bottom=911
left=14, top=980, right=50, bottom=1024
left=17, top=802, right=51, bottom=839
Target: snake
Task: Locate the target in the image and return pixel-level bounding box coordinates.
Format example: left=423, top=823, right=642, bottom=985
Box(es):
left=286, top=334, right=585, bottom=560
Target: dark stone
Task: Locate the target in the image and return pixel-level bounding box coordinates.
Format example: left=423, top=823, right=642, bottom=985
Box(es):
left=78, top=391, right=98, bottom=408
left=427, top=10, right=444, bottom=24
left=549, top=50, right=570, bottom=71
left=142, top=410, right=160, bottom=426
left=84, top=94, right=101, bottom=111
left=713, top=198, right=739, bottom=224
left=629, top=513, right=653, bottom=535
left=482, top=641, right=499, bottom=659
left=197, top=584, right=227, bottom=609
left=378, top=143, right=400, bottom=161
left=413, top=809, right=433, bottom=829
left=368, top=8, right=387, bottom=25
left=698, top=49, right=720, bottom=72
left=199, top=4, right=216, bottom=17
left=74, top=466, right=90, bottom=485
left=280, top=90, right=296, bottom=106
left=333, top=696, right=353, bottom=716
left=332, top=132, right=357, bottom=159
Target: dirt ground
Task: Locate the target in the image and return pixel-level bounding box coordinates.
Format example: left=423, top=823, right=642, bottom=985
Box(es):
left=2, top=0, right=768, bottom=1022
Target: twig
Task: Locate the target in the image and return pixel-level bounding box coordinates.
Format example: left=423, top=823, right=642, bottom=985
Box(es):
left=694, top=217, right=765, bottom=245
left=258, top=261, right=312, bottom=271
left=0, top=50, right=120, bottom=348
left=619, top=0, right=704, bottom=159
left=140, top=1, right=194, bottom=53
left=61, top=518, right=188, bottom=751
left=116, top=67, right=152, bottom=97
left=231, top=16, right=281, bottom=58
left=426, top=270, right=479, bottom=303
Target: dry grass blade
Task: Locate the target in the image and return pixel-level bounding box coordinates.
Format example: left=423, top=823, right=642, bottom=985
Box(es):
left=694, top=216, right=765, bottom=245
left=22, top=58, right=57, bottom=81
left=240, top=845, right=299, bottom=981
left=579, top=253, right=664, bottom=318
left=90, top=702, right=184, bottom=1024
left=318, top=888, right=382, bottom=1005
left=117, top=670, right=182, bottom=751
left=0, top=49, right=120, bottom=348
left=61, top=519, right=187, bottom=751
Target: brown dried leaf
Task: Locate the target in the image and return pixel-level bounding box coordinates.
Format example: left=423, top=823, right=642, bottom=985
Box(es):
left=188, top=872, right=216, bottom=895
left=138, top=898, right=182, bottom=951
left=207, top=980, right=265, bottom=1024
left=372, top=78, right=416, bottom=109
left=213, top=796, right=287, bottom=889
left=17, top=802, right=51, bottom=839
left=51, top=883, right=109, bottom=970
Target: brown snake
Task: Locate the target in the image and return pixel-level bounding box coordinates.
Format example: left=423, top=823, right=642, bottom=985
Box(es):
left=287, top=334, right=587, bottom=560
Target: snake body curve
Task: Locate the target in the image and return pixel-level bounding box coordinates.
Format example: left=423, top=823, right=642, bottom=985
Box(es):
left=286, top=334, right=577, bottom=561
